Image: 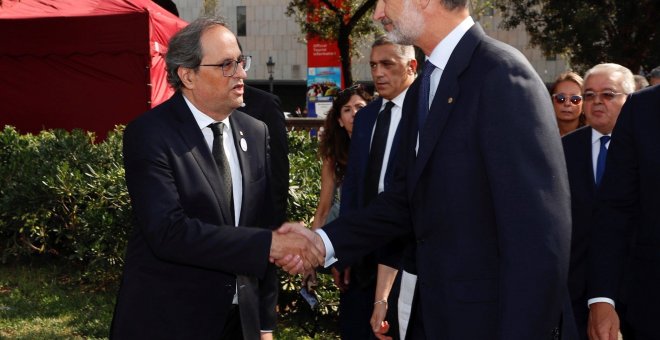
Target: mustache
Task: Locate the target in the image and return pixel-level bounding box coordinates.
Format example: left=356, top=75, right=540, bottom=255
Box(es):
left=380, top=17, right=393, bottom=26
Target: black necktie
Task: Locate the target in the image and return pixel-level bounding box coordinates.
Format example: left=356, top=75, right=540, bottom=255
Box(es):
left=418, top=60, right=436, bottom=131
left=364, top=101, right=395, bottom=206
left=209, top=122, right=234, bottom=223
left=595, top=135, right=611, bottom=186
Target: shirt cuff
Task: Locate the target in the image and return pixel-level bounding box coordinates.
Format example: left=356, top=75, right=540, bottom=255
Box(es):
left=587, top=297, right=615, bottom=308
left=314, top=229, right=338, bottom=267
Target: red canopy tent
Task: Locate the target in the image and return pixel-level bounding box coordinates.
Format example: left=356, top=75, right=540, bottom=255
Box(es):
left=0, top=0, right=187, bottom=139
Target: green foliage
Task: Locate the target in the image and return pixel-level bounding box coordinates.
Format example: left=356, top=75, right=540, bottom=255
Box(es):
left=280, top=130, right=340, bottom=336
left=0, top=126, right=340, bottom=337
left=0, top=126, right=131, bottom=284
left=494, top=0, right=659, bottom=74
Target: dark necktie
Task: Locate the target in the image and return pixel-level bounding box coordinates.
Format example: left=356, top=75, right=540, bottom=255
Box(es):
left=364, top=101, right=395, bottom=206
left=209, top=122, right=234, bottom=223
left=418, top=60, right=436, bottom=131
left=595, top=135, right=611, bottom=186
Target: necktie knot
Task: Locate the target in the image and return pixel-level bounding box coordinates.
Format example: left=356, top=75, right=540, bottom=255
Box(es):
left=422, top=60, right=436, bottom=77
left=600, top=135, right=611, bottom=145
left=209, top=122, right=224, bottom=138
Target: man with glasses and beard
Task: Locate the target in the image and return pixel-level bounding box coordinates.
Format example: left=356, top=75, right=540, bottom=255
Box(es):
left=562, top=63, right=635, bottom=340
left=274, top=0, right=577, bottom=338
left=111, top=17, right=322, bottom=340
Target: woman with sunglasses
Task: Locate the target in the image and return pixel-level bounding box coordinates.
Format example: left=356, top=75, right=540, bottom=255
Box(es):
left=550, top=72, right=586, bottom=136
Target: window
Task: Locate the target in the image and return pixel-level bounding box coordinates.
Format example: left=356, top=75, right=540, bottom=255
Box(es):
left=237, top=6, right=246, bottom=36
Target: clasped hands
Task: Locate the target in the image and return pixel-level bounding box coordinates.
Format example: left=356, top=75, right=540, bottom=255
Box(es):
left=269, top=222, right=326, bottom=274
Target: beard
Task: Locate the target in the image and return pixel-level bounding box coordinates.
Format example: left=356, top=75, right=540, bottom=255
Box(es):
left=382, top=0, right=424, bottom=45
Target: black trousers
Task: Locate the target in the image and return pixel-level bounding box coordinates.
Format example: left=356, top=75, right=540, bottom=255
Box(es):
left=219, top=304, right=243, bottom=340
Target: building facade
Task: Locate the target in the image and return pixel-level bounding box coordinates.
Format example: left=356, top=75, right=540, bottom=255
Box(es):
left=170, top=0, right=571, bottom=110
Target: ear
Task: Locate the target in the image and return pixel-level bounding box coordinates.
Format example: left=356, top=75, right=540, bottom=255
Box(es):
left=178, top=66, right=196, bottom=89
left=337, top=117, right=344, bottom=128
left=408, top=59, right=418, bottom=75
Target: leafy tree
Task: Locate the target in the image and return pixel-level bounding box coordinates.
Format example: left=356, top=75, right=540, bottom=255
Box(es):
left=494, top=0, right=659, bottom=74
left=286, top=0, right=380, bottom=86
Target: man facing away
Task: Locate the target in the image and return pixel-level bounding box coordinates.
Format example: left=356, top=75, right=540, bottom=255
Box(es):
left=561, top=63, right=635, bottom=339
left=110, top=17, right=321, bottom=340
left=275, top=0, right=576, bottom=338
left=335, top=35, right=416, bottom=340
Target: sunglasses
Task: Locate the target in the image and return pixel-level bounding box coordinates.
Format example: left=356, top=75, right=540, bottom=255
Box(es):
left=583, top=91, right=626, bottom=102
left=552, top=93, right=583, bottom=105
left=338, top=83, right=363, bottom=96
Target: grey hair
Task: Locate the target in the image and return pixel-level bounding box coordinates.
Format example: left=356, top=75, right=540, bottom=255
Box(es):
left=372, top=35, right=416, bottom=61
left=165, top=16, right=229, bottom=91
left=584, top=63, right=636, bottom=94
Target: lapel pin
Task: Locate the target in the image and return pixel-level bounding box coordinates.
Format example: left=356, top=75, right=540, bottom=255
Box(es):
left=240, top=138, right=248, bottom=152
left=448, top=97, right=453, bottom=104
left=239, top=131, right=244, bottom=136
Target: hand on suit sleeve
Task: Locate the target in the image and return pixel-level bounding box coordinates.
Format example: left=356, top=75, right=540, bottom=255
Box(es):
left=270, top=222, right=325, bottom=274
left=588, top=302, right=620, bottom=340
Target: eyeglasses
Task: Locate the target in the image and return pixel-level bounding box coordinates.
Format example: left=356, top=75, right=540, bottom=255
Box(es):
left=552, top=93, right=583, bottom=105
left=338, top=83, right=363, bottom=96
left=583, top=90, right=626, bottom=102
left=199, top=55, right=251, bottom=77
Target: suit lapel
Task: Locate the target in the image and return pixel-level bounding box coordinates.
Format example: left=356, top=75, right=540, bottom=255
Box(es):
left=170, top=93, right=234, bottom=225
left=412, top=24, right=484, bottom=188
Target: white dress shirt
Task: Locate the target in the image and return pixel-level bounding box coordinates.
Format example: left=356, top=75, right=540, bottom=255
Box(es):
left=372, top=89, right=408, bottom=193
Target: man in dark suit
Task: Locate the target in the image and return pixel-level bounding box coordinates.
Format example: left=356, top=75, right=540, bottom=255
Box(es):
left=337, top=35, right=416, bottom=340
left=242, top=85, right=289, bottom=225
left=562, top=63, right=635, bottom=340
left=275, top=0, right=575, bottom=338
left=587, top=85, right=660, bottom=340
left=110, top=17, right=321, bottom=340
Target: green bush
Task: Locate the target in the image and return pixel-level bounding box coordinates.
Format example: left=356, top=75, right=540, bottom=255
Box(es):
left=0, top=126, right=340, bottom=335
left=0, top=126, right=131, bottom=283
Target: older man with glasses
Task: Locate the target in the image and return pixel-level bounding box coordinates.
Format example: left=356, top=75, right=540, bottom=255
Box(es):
left=561, top=62, right=635, bottom=340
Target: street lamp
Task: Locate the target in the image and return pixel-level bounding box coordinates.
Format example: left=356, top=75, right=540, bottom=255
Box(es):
left=266, top=56, right=275, bottom=93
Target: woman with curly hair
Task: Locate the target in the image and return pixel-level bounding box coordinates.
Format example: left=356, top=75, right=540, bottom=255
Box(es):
left=311, top=85, right=372, bottom=229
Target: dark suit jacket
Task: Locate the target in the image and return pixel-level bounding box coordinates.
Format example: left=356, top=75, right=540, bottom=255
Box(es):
left=589, top=85, right=660, bottom=335
left=242, top=85, right=289, bottom=225
left=111, top=92, right=277, bottom=340
left=562, top=126, right=596, bottom=339
left=323, top=24, right=574, bottom=339
left=341, top=98, right=407, bottom=276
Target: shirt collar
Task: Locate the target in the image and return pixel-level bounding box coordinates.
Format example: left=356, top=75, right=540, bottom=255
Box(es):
left=381, top=87, right=410, bottom=110
left=427, top=16, right=475, bottom=70
left=591, top=128, right=610, bottom=145
left=183, top=94, right=232, bottom=130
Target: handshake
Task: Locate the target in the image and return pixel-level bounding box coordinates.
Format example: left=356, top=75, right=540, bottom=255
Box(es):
left=269, top=222, right=326, bottom=274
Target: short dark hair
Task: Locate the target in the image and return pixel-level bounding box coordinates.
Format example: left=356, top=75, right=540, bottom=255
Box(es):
left=441, top=0, right=468, bottom=10
left=165, top=16, right=229, bottom=91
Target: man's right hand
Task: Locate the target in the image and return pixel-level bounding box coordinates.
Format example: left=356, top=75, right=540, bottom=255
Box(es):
left=588, top=302, right=620, bottom=340
left=269, top=222, right=325, bottom=274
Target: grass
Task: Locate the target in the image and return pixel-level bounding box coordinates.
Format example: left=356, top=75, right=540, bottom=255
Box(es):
left=0, top=260, right=339, bottom=340
left=0, top=261, right=115, bottom=339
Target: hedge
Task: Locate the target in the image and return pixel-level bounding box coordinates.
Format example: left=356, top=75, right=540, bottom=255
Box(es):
left=0, top=125, right=339, bottom=335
